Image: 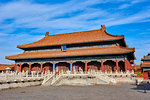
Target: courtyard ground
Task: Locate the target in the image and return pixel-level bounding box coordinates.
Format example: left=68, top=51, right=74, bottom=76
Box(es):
left=0, top=84, right=150, bottom=100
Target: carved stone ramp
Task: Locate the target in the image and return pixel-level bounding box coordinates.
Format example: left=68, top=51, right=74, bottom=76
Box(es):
left=51, top=74, right=63, bottom=85
left=42, top=73, right=55, bottom=85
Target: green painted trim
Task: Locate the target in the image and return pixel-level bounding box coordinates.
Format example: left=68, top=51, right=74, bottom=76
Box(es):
left=15, top=55, right=126, bottom=63
left=10, top=52, right=133, bottom=60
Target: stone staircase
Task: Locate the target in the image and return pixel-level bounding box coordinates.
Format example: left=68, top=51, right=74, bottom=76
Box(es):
left=0, top=70, right=135, bottom=87
left=42, top=71, right=64, bottom=85
left=41, top=70, right=129, bottom=86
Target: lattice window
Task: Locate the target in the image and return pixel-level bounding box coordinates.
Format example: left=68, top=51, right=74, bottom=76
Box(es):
left=61, top=45, right=66, bottom=51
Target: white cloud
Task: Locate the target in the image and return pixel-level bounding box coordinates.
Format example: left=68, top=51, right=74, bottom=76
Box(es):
left=105, top=9, right=150, bottom=26
left=0, top=33, right=44, bottom=64
left=0, top=32, right=9, bottom=36
left=0, top=0, right=150, bottom=64
left=0, top=0, right=149, bottom=32
left=118, top=0, right=147, bottom=9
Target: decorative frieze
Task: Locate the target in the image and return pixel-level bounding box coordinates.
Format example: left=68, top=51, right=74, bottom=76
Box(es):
left=16, top=55, right=126, bottom=64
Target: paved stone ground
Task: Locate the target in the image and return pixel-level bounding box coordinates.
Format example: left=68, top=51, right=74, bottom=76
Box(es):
left=0, top=84, right=150, bottom=100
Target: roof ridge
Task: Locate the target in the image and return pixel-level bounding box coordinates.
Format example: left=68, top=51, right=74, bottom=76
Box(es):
left=49, top=29, right=101, bottom=37
left=48, top=29, right=124, bottom=37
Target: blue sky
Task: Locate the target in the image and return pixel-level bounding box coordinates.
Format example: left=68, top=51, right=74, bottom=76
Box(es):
left=0, top=0, right=150, bottom=64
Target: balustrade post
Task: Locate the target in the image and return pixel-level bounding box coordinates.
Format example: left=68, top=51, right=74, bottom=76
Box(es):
left=26, top=71, right=28, bottom=77
left=41, top=72, right=43, bottom=77
left=32, top=72, right=34, bottom=77
left=37, top=72, right=39, bottom=77
left=20, top=72, right=22, bottom=78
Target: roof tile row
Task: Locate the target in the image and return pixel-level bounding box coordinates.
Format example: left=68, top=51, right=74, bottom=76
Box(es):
left=17, top=27, right=124, bottom=48
left=6, top=46, right=135, bottom=60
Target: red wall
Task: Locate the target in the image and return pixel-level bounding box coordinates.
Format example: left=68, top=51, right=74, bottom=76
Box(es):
left=143, top=72, right=148, bottom=80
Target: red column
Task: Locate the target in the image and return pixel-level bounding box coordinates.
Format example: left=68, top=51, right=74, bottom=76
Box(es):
left=116, top=60, right=119, bottom=72
left=125, top=59, right=128, bottom=72
left=101, top=60, right=104, bottom=72
left=41, top=63, right=43, bottom=73
left=85, top=61, right=87, bottom=72
left=14, top=64, right=16, bottom=72
left=29, top=63, right=31, bottom=75
left=19, top=64, right=22, bottom=72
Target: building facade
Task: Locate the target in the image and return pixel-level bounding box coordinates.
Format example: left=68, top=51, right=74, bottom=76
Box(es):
left=6, top=25, right=135, bottom=74
left=141, top=53, right=150, bottom=80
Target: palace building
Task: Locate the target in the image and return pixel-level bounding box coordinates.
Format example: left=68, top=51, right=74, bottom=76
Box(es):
left=6, top=25, right=135, bottom=74
left=141, top=53, right=150, bottom=80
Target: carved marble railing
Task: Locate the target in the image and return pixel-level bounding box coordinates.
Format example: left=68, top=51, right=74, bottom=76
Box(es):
left=0, top=71, right=43, bottom=83
left=0, top=70, right=135, bottom=85
left=42, top=70, right=135, bottom=85
left=42, top=71, right=55, bottom=84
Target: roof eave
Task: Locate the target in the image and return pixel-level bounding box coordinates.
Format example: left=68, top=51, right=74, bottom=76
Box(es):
left=6, top=51, right=134, bottom=60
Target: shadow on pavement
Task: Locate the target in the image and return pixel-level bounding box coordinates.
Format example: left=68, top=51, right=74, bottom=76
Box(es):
left=131, top=83, right=150, bottom=93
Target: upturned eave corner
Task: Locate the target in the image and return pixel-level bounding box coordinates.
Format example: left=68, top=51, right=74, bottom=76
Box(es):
left=5, top=56, right=10, bottom=60
left=17, top=45, right=22, bottom=49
